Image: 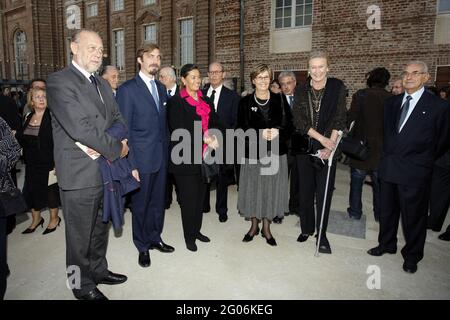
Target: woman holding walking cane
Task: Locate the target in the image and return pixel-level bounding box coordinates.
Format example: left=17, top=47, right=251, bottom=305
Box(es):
left=292, top=51, right=347, bottom=254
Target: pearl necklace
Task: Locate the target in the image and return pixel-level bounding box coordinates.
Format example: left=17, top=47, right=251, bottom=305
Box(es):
left=253, top=93, right=270, bottom=106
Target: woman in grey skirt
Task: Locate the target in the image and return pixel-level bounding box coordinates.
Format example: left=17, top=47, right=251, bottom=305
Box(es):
left=236, top=64, right=294, bottom=246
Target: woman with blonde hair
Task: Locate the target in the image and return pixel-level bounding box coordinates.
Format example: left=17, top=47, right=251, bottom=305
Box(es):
left=17, top=87, right=61, bottom=234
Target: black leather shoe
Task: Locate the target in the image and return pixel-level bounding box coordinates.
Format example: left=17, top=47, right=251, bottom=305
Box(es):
left=297, top=234, right=310, bottom=242
left=367, top=246, right=397, bottom=256
left=273, top=216, right=283, bottom=224
left=42, top=217, right=61, bottom=235
left=197, top=233, right=210, bottom=242
left=186, top=242, right=197, bottom=252
left=22, top=218, right=45, bottom=234
left=318, top=239, right=332, bottom=254
left=218, top=214, right=228, bottom=223
left=149, top=241, right=175, bottom=253
left=78, top=288, right=108, bottom=300
left=98, top=271, right=127, bottom=285
left=138, top=251, right=151, bottom=267
left=242, top=227, right=260, bottom=242
left=402, top=262, right=417, bottom=274
left=438, top=230, right=450, bottom=241
left=261, top=231, right=277, bottom=246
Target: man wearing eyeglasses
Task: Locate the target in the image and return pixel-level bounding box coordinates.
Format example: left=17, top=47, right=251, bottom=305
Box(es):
left=368, top=61, right=450, bottom=274
left=202, top=62, right=240, bottom=223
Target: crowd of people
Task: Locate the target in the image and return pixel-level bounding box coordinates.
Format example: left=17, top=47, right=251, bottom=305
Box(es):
left=0, top=28, right=449, bottom=300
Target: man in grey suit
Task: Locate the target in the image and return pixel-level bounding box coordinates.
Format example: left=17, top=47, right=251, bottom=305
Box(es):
left=47, top=29, right=129, bottom=300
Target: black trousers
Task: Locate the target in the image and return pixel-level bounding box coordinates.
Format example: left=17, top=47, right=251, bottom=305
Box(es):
left=60, top=186, right=109, bottom=298
left=379, top=180, right=429, bottom=264
left=175, top=174, right=207, bottom=245
left=427, top=164, right=450, bottom=231
left=165, top=172, right=178, bottom=208
left=288, top=154, right=299, bottom=214
left=296, top=155, right=337, bottom=237
left=203, top=165, right=229, bottom=216
left=0, top=217, right=6, bottom=300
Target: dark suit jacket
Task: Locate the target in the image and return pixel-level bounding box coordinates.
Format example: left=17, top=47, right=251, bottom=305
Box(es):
left=46, top=63, right=125, bottom=190
left=167, top=93, right=220, bottom=175
left=379, top=90, right=450, bottom=187
left=116, top=75, right=168, bottom=174
left=236, top=91, right=294, bottom=159
left=202, top=86, right=239, bottom=129
left=17, top=108, right=54, bottom=168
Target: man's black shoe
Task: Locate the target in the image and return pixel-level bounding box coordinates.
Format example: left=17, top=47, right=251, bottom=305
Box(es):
left=218, top=214, right=228, bottom=223
left=78, top=288, right=108, bottom=300
left=138, top=251, right=151, bottom=267
left=149, top=241, right=175, bottom=253
left=98, top=271, right=127, bottom=285
left=402, top=262, right=417, bottom=274
left=438, top=229, right=450, bottom=241
left=367, top=246, right=397, bottom=256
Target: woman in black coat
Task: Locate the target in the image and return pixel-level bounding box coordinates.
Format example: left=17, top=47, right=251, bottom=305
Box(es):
left=236, top=63, right=293, bottom=246
left=17, top=87, right=61, bottom=235
left=167, top=64, right=221, bottom=252
left=292, top=51, right=347, bottom=254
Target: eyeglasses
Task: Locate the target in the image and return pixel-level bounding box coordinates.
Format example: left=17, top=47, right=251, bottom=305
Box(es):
left=208, top=71, right=223, bottom=75
left=255, top=76, right=270, bottom=81
left=401, top=71, right=427, bottom=78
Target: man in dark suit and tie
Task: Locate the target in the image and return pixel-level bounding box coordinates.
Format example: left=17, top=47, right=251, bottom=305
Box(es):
left=116, top=43, right=174, bottom=269
left=159, top=66, right=179, bottom=209
left=47, top=29, right=129, bottom=300
left=276, top=71, right=299, bottom=224
left=101, top=65, right=119, bottom=97
left=203, top=62, right=239, bottom=223
left=368, top=61, right=450, bottom=274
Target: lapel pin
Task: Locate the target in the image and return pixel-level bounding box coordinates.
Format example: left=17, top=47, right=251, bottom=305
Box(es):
left=251, top=107, right=258, bottom=112
left=422, top=111, right=426, bottom=114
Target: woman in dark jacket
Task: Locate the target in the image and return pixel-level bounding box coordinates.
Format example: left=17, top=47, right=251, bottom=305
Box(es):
left=17, top=87, right=61, bottom=235
left=292, top=51, right=347, bottom=254
left=167, top=64, right=221, bottom=252
left=346, top=67, right=392, bottom=222
left=236, top=63, right=293, bottom=246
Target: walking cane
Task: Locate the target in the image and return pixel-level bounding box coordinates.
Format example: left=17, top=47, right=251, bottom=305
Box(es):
left=315, top=130, right=343, bottom=257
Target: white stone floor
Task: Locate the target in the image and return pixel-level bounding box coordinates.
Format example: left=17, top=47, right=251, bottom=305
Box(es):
left=4, top=163, right=450, bottom=300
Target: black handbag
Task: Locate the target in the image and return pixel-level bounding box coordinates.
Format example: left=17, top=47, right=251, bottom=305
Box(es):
left=0, top=174, right=28, bottom=218
left=201, top=148, right=219, bottom=183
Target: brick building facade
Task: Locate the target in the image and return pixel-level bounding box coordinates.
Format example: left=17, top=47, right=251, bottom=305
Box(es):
left=1, top=0, right=449, bottom=96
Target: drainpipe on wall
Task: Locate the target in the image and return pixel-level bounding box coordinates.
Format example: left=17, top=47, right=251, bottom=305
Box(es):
left=239, top=0, right=245, bottom=93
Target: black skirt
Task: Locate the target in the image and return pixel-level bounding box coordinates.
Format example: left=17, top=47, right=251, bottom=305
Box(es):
left=23, top=164, right=61, bottom=211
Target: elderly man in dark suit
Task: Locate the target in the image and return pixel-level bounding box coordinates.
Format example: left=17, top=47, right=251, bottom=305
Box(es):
left=368, top=61, right=450, bottom=274
left=47, top=29, right=129, bottom=300
left=116, top=43, right=174, bottom=269
left=202, top=62, right=239, bottom=223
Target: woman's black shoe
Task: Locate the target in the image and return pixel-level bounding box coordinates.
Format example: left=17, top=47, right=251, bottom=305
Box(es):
left=242, top=227, right=260, bottom=242
left=22, top=218, right=44, bottom=234
left=261, top=231, right=277, bottom=246
left=297, top=234, right=310, bottom=242
left=43, top=217, right=61, bottom=235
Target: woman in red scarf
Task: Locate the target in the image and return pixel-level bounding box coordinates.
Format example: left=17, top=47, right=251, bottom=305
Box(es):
left=167, top=64, right=220, bottom=252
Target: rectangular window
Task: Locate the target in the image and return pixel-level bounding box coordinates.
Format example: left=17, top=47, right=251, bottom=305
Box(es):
left=438, top=0, right=450, bottom=14
left=144, top=24, right=156, bottom=43
left=113, top=30, right=125, bottom=71
left=275, top=0, right=313, bottom=29
left=86, top=3, right=98, bottom=18
left=179, top=18, right=193, bottom=66
left=143, top=0, right=156, bottom=6
left=112, top=0, right=124, bottom=12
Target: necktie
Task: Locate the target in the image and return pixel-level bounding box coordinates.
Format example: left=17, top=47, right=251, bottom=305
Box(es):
left=398, top=95, right=412, bottom=132
left=149, top=79, right=160, bottom=111
left=210, top=89, right=216, bottom=109
left=289, top=95, right=294, bottom=108
left=89, top=75, right=100, bottom=97
left=168, top=89, right=172, bottom=96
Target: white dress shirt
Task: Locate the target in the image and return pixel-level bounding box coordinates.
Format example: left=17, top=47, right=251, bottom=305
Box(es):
left=398, top=87, right=425, bottom=132
left=139, top=71, right=160, bottom=103
left=207, top=84, right=223, bottom=111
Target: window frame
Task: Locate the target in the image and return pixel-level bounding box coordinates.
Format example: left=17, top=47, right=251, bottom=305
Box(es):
left=14, top=29, right=28, bottom=79
left=111, top=0, right=124, bottom=12
left=143, top=23, right=157, bottom=44
left=274, top=0, right=313, bottom=30
left=438, top=0, right=450, bottom=14
left=112, top=29, right=125, bottom=71
left=179, top=17, right=194, bottom=67
left=143, top=0, right=156, bottom=6
left=86, top=2, right=98, bottom=18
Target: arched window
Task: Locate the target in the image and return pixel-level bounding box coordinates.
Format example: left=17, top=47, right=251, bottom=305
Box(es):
left=14, top=30, right=28, bottom=79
